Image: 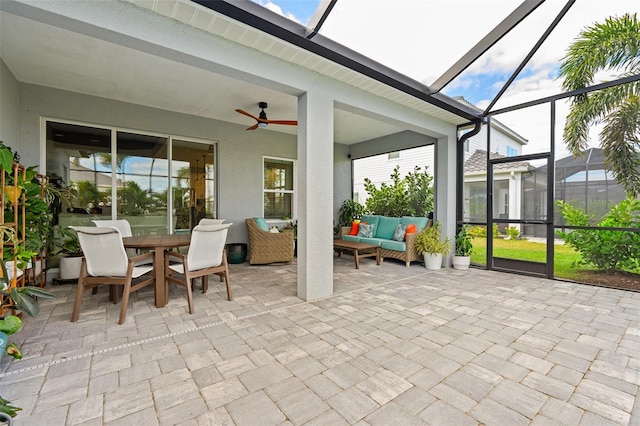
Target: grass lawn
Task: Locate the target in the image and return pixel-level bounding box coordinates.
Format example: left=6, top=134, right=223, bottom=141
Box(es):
left=469, top=237, right=591, bottom=281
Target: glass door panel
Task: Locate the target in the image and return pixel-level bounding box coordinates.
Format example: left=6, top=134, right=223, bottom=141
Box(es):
left=489, top=155, right=552, bottom=277
left=46, top=122, right=112, bottom=229
left=171, top=140, right=216, bottom=233
left=116, top=131, right=169, bottom=235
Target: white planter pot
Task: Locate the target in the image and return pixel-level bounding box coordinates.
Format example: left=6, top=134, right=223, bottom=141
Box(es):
left=452, top=255, right=471, bottom=270
left=423, top=253, right=442, bottom=270
left=3, top=261, right=24, bottom=281
left=59, top=256, right=83, bottom=280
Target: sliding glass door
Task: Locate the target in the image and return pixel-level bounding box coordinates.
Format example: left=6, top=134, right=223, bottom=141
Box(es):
left=45, top=121, right=216, bottom=235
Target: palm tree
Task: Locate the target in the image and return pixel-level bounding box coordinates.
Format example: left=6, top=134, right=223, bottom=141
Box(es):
left=559, top=13, right=640, bottom=197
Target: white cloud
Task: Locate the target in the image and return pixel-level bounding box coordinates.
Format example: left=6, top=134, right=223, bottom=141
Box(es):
left=319, top=0, right=638, bottom=158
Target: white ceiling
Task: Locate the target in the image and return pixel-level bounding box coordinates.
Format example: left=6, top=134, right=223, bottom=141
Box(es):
left=0, top=0, right=470, bottom=144
left=0, top=7, right=415, bottom=145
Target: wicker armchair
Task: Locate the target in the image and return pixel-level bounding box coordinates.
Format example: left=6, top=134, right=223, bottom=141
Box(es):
left=245, top=218, right=294, bottom=265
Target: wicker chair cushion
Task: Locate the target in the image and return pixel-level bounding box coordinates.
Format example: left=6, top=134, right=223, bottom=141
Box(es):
left=254, top=218, right=269, bottom=231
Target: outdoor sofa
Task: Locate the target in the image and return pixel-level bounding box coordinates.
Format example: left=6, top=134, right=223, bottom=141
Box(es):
left=341, top=214, right=432, bottom=267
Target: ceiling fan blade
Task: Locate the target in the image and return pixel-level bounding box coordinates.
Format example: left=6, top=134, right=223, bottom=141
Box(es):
left=265, top=120, right=298, bottom=125
left=246, top=123, right=259, bottom=131
left=235, top=109, right=259, bottom=122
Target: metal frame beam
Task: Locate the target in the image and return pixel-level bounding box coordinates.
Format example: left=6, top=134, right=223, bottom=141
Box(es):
left=191, top=0, right=481, bottom=121
left=430, top=0, right=544, bottom=93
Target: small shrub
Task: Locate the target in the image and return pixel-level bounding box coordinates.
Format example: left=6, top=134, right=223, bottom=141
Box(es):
left=363, top=165, right=434, bottom=217
left=468, top=224, right=500, bottom=238
left=505, top=226, right=520, bottom=240
left=556, top=197, right=640, bottom=272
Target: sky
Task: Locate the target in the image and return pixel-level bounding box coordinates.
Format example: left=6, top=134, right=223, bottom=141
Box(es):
left=252, top=0, right=639, bottom=160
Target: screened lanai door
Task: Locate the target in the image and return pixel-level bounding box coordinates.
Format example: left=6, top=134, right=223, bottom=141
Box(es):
left=488, top=153, right=554, bottom=278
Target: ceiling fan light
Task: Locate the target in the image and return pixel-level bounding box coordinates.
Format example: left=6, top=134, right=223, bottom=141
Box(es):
left=258, top=122, right=268, bottom=128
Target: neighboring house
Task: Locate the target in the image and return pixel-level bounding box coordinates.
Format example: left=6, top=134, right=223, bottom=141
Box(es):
left=353, top=144, right=435, bottom=206
left=464, top=149, right=533, bottom=232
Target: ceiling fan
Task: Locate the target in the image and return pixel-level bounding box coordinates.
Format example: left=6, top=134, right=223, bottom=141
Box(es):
left=235, top=101, right=297, bottom=130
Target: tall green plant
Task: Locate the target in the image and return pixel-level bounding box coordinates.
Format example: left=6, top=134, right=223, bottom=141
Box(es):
left=454, top=225, right=473, bottom=256
left=338, top=199, right=366, bottom=227
left=556, top=197, right=640, bottom=272
left=363, top=165, right=434, bottom=217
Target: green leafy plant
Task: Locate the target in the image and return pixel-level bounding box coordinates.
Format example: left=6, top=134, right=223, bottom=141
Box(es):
left=414, top=222, right=450, bottom=255
left=505, top=226, right=520, bottom=240
left=0, top=395, right=21, bottom=418
left=556, top=197, right=640, bottom=272
left=454, top=225, right=473, bottom=256
left=49, top=226, right=82, bottom=257
left=363, top=165, right=434, bottom=217
left=338, top=199, right=366, bottom=227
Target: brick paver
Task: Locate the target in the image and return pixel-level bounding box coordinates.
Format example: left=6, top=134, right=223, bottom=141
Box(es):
left=1, top=259, right=638, bottom=425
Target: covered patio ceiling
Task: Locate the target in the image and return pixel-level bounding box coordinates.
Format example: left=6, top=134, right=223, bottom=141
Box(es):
left=2, top=0, right=637, bottom=147
left=0, top=0, right=477, bottom=146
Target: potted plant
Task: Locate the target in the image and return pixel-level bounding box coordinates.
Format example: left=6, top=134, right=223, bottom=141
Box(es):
left=337, top=199, right=366, bottom=237
left=49, top=226, right=83, bottom=280
left=1, top=258, right=55, bottom=421
left=414, top=222, right=450, bottom=270
left=452, top=224, right=473, bottom=270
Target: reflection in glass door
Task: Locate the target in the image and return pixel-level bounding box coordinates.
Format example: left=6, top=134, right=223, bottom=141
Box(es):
left=116, top=131, right=169, bottom=235
left=489, top=153, right=554, bottom=277
left=171, top=140, right=216, bottom=233
left=46, top=121, right=217, bottom=236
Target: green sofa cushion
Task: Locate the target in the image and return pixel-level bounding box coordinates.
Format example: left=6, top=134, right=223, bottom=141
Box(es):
left=358, top=237, right=384, bottom=246
left=376, top=216, right=401, bottom=240
left=342, top=235, right=361, bottom=243
left=361, top=215, right=380, bottom=228
left=401, top=216, right=429, bottom=231
left=380, top=239, right=406, bottom=251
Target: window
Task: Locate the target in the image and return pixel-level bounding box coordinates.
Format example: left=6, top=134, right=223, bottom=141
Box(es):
left=506, top=146, right=517, bottom=157
left=387, top=152, right=400, bottom=160
left=45, top=120, right=217, bottom=235
left=263, top=157, right=295, bottom=219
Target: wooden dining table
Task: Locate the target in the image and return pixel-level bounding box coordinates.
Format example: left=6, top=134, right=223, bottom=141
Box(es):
left=122, top=234, right=191, bottom=307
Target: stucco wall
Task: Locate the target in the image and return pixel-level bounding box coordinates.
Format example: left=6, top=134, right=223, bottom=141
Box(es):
left=17, top=83, right=298, bottom=244
left=0, top=58, right=19, bottom=147
left=10, top=83, right=365, bottom=244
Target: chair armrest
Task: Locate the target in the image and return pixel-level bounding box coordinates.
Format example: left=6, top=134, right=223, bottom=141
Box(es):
left=340, top=226, right=351, bottom=238
left=128, top=251, right=154, bottom=265
left=165, top=250, right=185, bottom=259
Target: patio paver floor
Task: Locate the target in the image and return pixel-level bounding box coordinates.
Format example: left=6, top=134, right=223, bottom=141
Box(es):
left=1, top=257, right=639, bottom=425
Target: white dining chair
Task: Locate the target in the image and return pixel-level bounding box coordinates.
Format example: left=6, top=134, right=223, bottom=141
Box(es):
left=198, top=218, right=225, bottom=226
left=92, top=219, right=153, bottom=264
left=70, top=226, right=155, bottom=324
left=164, top=223, right=232, bottom=314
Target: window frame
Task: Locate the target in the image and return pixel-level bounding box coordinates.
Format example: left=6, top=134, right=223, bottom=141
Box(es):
left=263, top=156, right=296, bottom=220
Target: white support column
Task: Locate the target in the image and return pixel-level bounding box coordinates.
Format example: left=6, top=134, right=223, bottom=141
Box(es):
left=436, top=132, right=457, bottom=266
left=297, top=91, right=334, bottom=300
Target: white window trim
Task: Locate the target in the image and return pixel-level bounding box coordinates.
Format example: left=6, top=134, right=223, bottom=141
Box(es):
left=262, top=155, right=296, bottom=223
